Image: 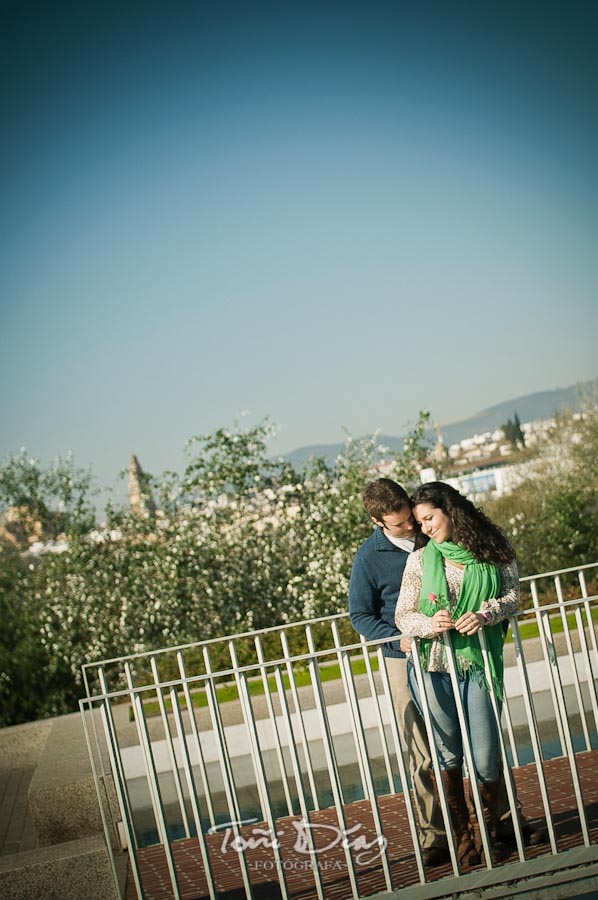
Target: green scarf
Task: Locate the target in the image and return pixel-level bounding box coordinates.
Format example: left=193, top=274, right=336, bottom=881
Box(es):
left=418, top=540, right=505, bottom=699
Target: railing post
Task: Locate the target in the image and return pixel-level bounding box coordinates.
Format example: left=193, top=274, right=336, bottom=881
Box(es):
left=441, top=633, right=494, bottom=870
left=305, top=625, right=361, bottom=899
left=201, top=646, right=255, bottom=900
left=176, top=652, right=217, bottom=829
left=510, top=616, right=558, bottom=854
left=168, top=688, right=218, bottom=900
left=228, top=640, right=270, bottom=821
left=376, top=645, right=426, bottom=883
left=538, top=613, right=591, bottom=846
left=97, top=667, right=138, bottom=853
left=254, top=635, right=295, bottom=816
left=272, top=665, right=327, bottom=900
left=530, top=580, right=566, bottom=754
left=331, top=621, right=394, bottom=892
left=279, top=629, right=320, bottom=810
left=408, top=641, right=460, bottom=876
left=357, top=636, right=396, bottom=792
left=555, top=577, right=592, bottom=750
left=149, top=656, right=191, bottom=839
left=478, top=628, right=526, bottom=861
left=577, top=572, right=598, bottom=730
left=125, top=663, right=182, bottom=900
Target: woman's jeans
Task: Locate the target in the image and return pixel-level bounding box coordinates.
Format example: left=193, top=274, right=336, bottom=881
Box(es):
left=407, top=661, right=501, bottom=784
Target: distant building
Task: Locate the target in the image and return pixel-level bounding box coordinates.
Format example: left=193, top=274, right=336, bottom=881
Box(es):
left=128, top=455, right=157, bottom=518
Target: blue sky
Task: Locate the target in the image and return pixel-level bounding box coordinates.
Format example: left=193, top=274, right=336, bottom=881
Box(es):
left=1, top=1, right=597, bottom=501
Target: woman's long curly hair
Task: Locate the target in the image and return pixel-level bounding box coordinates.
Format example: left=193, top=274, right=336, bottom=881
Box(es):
left=411, top=481, right=515, bottom=564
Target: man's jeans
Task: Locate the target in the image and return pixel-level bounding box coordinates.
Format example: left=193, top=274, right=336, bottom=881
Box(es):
left=407, top=662, right=501, bottom=784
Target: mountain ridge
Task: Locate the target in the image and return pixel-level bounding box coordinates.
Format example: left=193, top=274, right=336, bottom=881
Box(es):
left=284, top=381, right=596, bottom=468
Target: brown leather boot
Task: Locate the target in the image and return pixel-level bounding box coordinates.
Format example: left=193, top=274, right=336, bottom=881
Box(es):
left=441, top=769, right=480, bottom=868
left=481, top=776, right=547, bottom=848
left=479, top=777, right=502, bottom=831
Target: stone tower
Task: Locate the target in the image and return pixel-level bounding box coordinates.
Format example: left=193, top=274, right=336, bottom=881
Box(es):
left=128, top=455, right=157, bottom=518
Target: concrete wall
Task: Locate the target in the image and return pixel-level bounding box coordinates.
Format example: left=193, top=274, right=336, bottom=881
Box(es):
left=0, top=713, right=122, bottom=900
left=0, top=836, right=118, bottom=900
left=28, top=712, right=111, bottom=847
left=0, top=719, right=52, bottom=773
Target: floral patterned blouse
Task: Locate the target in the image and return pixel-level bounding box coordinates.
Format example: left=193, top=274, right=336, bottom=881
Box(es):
left=395, top=547, right=519, bottom=673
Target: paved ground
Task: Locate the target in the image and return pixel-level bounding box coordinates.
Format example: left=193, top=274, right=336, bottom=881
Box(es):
left=123, top=749, right=598, bottom=900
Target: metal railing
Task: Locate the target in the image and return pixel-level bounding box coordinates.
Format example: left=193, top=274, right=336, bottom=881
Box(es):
left=80, top=562, right=598, bottom=900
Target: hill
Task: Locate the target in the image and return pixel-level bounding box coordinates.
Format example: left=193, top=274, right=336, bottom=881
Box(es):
left=284, top=381, right=594, bottom=468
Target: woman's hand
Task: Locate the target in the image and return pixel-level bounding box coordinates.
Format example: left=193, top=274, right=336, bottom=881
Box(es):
left=430, top=610, right=454, bottom=634
left=454, top=611, right=485, bottom=635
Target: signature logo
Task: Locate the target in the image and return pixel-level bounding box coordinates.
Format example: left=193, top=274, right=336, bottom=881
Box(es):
left=209, top=818, right=387, bottom=866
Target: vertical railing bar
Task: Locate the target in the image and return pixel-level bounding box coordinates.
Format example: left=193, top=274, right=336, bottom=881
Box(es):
left=501, top=595, right=519, bottom=766
left=539, top=614, right=591, bottom=846
left=578, top=572, right=598, bottom=682
left=573, top=605, right=598, bottom=735
left=80, top=700, right=128, bottom=899
left=329, top=625, right=369, bottom=801
left=149, top=657, right=191, bottom=838
left=279, top=630, right=320, bottom=811
left=169, top=686, right=219, bottom=900
left=227, top=640, right=268, bottom=820
left=555, top=578, right=591, bottom=750
left=97, top=667, right=139, bottom=851
left=578, top=572, right=598, bottom=729
left=409, top=642, right=460, bottom=876
left=121, top=665, right=164, bottom=840
left=235, top=668, right=291, bottom=900
left=125, top=664, right=182, bottom=900
left=82, top=663, right=93, bottom=698
left=376, top=646, right=427, bottom=883
left=254, top=636, right=294, bottom=816
left=331, top=623, right=393, bottom=892
left=87, top=666, right=124, bottom=849
left=202, top=647, right=243, bottom=825
left=501, top=692, right=520, bottom=768
left=477, top=629, right=526, bottom=861
left=358, top=638, right=396, bottom=791
left=201, top=652, right=256, bottom=900
left=441, top=634, right=493, bottom=870
left=531, top=580, right=566, bottom=754
left=177, top=652, right=217, bottom=828
left=99, top=699, right=146, bottom=900
left=305, top=625, right=361, bottom=899
left=510, top=617, right=558, bottom=853
left=273, top=666, right=327, bottom=900
left=304, top=626, right=345, bottom=806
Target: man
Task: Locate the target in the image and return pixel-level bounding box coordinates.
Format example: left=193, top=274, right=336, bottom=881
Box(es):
left=349, top=477, right=449, bottom=866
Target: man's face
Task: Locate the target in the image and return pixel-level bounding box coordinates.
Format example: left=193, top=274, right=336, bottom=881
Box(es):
left=376, top=504, right=415, bottom=539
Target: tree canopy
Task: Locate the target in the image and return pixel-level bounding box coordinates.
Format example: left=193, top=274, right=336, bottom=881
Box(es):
left=1, top=407, right=596, bottom=726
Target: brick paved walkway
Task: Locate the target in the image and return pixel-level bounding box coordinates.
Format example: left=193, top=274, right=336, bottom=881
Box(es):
left=123, top=749, right=598, bottom=900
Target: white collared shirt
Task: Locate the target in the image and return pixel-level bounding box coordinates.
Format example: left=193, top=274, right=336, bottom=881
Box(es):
left=384, top=534, right=415, bottom=554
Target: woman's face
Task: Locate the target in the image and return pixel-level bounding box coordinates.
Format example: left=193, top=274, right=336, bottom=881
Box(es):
left=414, top=502, right=454, bottom=543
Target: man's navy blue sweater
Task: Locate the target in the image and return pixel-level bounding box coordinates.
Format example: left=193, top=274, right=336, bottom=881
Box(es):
left=349, top=526, right=410, bottom=659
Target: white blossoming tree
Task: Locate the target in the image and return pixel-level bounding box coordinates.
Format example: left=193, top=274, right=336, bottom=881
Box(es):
left=0, top=413, right=432, bottom=723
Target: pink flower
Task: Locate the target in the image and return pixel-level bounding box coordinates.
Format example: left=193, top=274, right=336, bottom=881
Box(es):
left=429, top=593, right=437, bottom=603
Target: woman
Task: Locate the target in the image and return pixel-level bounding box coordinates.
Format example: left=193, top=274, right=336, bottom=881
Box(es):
left=395, top=482, right=519, bottom=868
